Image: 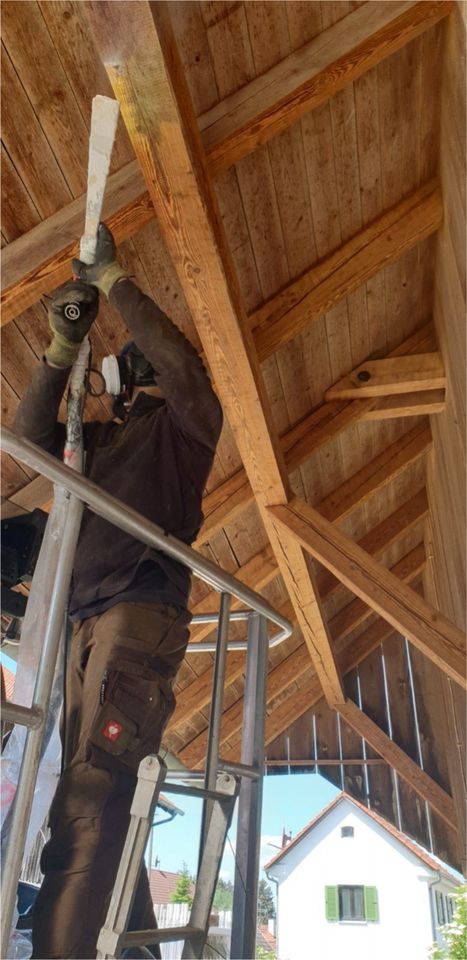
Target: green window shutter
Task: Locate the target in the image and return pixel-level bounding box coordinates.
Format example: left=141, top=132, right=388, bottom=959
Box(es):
left=325, top=886, right=339, bottom=921
left=364, top=886, right=379, bottom=922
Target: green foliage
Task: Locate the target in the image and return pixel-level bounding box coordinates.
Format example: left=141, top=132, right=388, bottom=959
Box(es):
left=257, top=879, right=276, bottom=923
left=170, top=863, right=193, bottom=906
left=213, top=877, right=234, bottom=911
left=429, top=886, right=467, bottom=960
left=256, top=948, right=275, bottom=960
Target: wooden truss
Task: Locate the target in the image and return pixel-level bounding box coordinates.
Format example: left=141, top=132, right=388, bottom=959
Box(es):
left=1, top=0, right=463, bottom=844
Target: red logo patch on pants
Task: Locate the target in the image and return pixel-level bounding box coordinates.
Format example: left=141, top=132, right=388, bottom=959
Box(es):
left=102, top=720, right=124, bottom=742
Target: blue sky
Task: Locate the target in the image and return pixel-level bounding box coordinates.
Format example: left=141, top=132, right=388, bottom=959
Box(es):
left=147, top=771, right=340, bottom=883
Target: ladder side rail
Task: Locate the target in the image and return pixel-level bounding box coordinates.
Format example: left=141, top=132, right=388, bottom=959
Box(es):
left=230, top=612, right=269, bottom=960
left=96, top=756, right=167, bottom=960
left=199, top=591, right=231, bottom=863
left=181, top=773, right=238, bottom=960
left=0, top=493, right=84, bottom=957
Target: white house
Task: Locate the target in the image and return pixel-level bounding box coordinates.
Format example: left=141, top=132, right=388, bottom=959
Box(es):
left=265, top=793, right=461, bottom=960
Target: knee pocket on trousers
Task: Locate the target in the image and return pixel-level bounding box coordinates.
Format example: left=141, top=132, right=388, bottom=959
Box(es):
left=87, top=659, right=175, bottom=774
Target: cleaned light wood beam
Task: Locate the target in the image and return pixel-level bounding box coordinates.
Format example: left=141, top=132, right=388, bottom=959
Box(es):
left=189, top=485, right=428, bottom=646
left=86, top=1, right=345, bottom=706
left=338, top=698, right=457, bottom=829
left=269, top=498, right=466, bottom=687
left=179, top=545, right=426, bottom=767
left=250, top=181, right=443, bottom=361
left=325, top=353, right=445, bottom=400
left=1, top=161, right=152, bottom=324
left=198, top=1, right=452, bottom=175
left=360, top=390, right=445, bottom=420
left=174, top=492, right=428, bottom=736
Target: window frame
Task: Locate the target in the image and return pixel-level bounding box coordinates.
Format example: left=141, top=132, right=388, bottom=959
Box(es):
left=338, top=884, right=365, bottom=922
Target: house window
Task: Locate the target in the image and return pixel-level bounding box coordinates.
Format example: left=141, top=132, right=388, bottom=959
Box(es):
left=436, top=890, right=446, bottom=925
left=325, top=886, right=379, bottom=922
left=339, top=886, right=365, bottom=920
left=341, top=826, right=354, bottom=838
left=447, top=896, right=455, bottom=922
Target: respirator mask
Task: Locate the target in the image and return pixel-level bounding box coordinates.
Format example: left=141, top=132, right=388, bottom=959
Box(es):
left=101, top=342, right=156, bottom=419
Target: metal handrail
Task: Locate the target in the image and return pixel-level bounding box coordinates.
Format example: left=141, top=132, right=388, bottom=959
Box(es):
left=1, top=428, right=292, bottom=648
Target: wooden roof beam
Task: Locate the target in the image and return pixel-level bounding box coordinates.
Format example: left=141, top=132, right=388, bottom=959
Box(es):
left=85, top=1, right=346, bottom=706
left=250, top=180, right=443, bottom=361
left=338, top=698, right=457, bottom=829
left=173, top=491, right=428, bottom=733
left=198, top=1, right=452, bottom=175
left=269, top=498, right=466, bottom=687
left=190, top=485, right=428, bottom=647
left=177, top=545, right=426, bottom=766
left=326, top=353, right=445, bottom=400
left=1, top=161, right=153, bottom=325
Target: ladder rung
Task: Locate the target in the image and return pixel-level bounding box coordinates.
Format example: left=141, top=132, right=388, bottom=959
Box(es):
left=123, top=925, right=204, bottom=947
left=163, top=782, right=236, bottom=802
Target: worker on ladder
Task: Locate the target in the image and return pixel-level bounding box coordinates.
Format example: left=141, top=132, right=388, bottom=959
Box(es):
left=13, top=224, right=223, bottom=960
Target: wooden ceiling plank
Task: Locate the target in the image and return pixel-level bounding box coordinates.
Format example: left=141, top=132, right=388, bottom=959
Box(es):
left=326, top=353, right=445, bottom=400
left=1, top=161, right=153, bottom=324
left=198, top=1, right=452, bottom=175
left=338, top=698, right=456, bottom=829
left=250, top=181, right=442, bottom=362
left=84, top=0, right=345, bottom=707
left=178, top=545, right=425, bottom=766
left=269, top=497, right=466, bottom=687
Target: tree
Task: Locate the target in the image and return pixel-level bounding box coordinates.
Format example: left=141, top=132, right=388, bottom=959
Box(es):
left=430, top=886, right=467, bottom=960
left=257, top=879, right=276, bottom=924
left=213, top=877, right=234, bottom=911
left=170, top=863, right=193, bottom=906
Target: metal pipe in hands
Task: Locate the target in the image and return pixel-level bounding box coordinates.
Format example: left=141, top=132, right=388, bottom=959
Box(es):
left=1, top=429, right=292, bottom=647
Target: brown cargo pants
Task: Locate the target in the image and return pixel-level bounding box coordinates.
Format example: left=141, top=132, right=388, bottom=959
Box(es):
left=31, top=601, right=191, bottom=960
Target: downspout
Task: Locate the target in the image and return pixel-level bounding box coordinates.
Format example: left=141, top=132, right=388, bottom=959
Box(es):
left=266, top=872, right=279, bottom=954
left=425, top=872, right=442, bottom=943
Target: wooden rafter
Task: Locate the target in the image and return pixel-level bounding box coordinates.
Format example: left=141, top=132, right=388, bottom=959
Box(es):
left=249, top=180, right=442, bottom=361
left=178, top=545, right=427, bottom=766
left=325, top=353, right=445, bottom=400
left=189, top=486, right=428, bottom=647
left=173, top=492, right=428, bottom=735
left=198, top=0, right=453, bottom=175
left=337, top=698, right=456, bottom=829
left=85, top=0, right=345, bottom=706
left=243, top=619, right=409, bottom=753
left=269, top=498, right=466, bottom=687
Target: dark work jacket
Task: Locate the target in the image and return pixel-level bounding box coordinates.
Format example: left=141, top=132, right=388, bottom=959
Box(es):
left=13, top=279, right=223, bottom=619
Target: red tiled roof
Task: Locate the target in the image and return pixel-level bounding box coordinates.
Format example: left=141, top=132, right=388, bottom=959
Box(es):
left=264, top=792, right=460, bottom=884
left=1, top=666, right=15, bottom=700
left=257, top=924, right=276, bottom=950
left=148, top=868, right=195, bottom=905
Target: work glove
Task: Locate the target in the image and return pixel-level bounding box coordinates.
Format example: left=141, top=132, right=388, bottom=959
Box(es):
left=45, top=281, right=99, bottom=368
left=72, top=223, right=127, bottom=297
